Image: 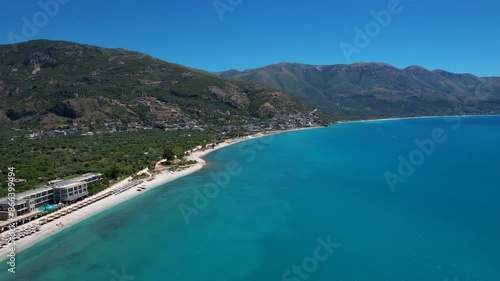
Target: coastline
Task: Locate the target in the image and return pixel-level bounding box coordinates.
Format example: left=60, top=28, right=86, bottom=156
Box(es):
left=2, top=114, right=498, bottom=258
left=0, top=127, right=318, bottom=258
left=336, top=114, right=500, bottom=124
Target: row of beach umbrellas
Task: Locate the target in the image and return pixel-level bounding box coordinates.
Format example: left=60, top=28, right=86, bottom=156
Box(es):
left=0, top=182, right=141, bottom=244
left=113, top=180, right=144, bottom=195
left=39, top=192, right=114, bottom=225
left=0, top=224, right=41, bottom=247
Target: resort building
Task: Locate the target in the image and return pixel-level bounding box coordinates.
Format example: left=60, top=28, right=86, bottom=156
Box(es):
left=0, top=196, right=44, bottom=232
left=18, top=186, right=54, bottom=209
left=52, top=181, right=89, bottom=203
left=0, top=196, right=36, bottom=220
left=0, top=186, right=53, bottom=220
left=0, top=172, right=100, bottom=221
left=71, top=173, right=102, bottom=185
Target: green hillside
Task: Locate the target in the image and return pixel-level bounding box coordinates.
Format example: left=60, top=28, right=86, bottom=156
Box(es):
left=219, top=62, right=500, bottom=120
left=0, top=40, right=332, bottom=129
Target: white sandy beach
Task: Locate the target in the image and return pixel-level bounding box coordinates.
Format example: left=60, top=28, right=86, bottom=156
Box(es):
left=335, top=114, right=499, bottom=124
left=0, top=143, right=219, bottom=257
left=0, top=129, right=312, bottom=257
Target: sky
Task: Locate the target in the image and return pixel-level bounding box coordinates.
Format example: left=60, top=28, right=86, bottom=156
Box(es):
left=0, top=0, right=499, bottom=76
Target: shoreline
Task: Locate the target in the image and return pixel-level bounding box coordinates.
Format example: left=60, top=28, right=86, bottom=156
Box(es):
left=336, top=114, right=500, bottom=124
left=3, top=114, right=497, bottom=258
left=0, top=112, right=500, bottom=261
left=0, top=127, right=317, bottom=258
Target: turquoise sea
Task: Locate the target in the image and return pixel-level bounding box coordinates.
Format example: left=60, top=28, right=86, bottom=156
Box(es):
left=2, top=116, right=500, bottom=281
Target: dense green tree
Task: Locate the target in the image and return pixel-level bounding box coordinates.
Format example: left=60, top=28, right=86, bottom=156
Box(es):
left=104, top=165, right=121, bottom=180
left=163, top=146, right=175, bottom=161
left=0, top=129, right=230, bottom=197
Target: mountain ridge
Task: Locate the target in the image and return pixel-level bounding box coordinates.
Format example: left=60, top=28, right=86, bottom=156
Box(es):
left=0, top=40, right=332, bottom=130
left=218, top=62, right=488, bottom=78
left=217, top=62, right=500, bottom=120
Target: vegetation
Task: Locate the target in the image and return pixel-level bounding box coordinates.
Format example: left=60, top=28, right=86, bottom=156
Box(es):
left=219, top=62, right=500, bottom=120
left=0, top=40, right=332, bottom=129
left=162, top=146, right=176, bottom=162
left=87, top=182, right=107, bottom=196
left=0, top=40, right=335, bottom=198
left=0, top=129, right=221, bottom=197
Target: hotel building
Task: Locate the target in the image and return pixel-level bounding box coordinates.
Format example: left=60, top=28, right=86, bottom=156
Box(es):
left=72, top=173, right=102, bottom=185
left=52, top=181, right=89, bottom=203
left=0, top=173, right=101, bottom=221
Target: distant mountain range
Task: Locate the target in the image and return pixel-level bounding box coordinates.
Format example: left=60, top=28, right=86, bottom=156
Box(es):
left=2, top=40, right=498, bottom=128
left=0, top=40, right=330, bottom=130
left=218, top=62, right=500, bottom=120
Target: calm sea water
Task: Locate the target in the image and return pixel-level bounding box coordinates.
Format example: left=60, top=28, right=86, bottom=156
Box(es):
left=2, top=116, right=499, bottom=281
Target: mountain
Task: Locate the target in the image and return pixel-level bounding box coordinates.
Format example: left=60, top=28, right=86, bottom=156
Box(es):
left=0, top=41, right=332, bottom=130
left=218, top=62, right=500, bottom=120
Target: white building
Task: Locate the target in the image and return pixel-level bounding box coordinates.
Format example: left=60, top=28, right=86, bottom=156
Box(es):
left=52, top=181, right=89, bottom=203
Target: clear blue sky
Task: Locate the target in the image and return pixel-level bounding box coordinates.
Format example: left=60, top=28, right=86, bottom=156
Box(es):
left=1, top=0, right=499, bottom=76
